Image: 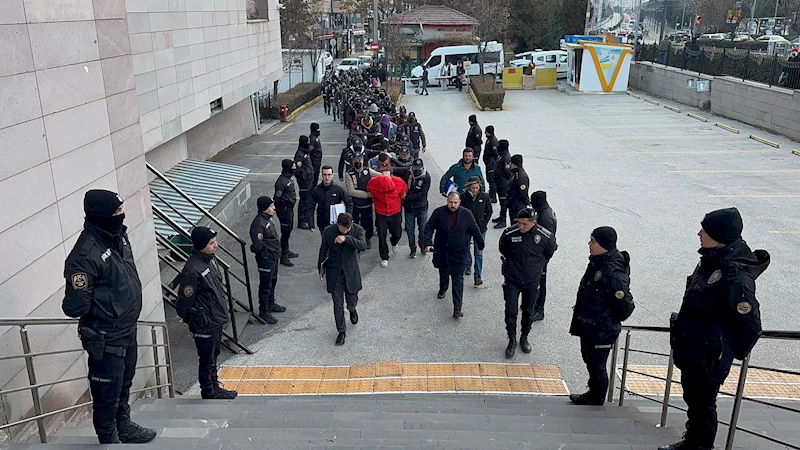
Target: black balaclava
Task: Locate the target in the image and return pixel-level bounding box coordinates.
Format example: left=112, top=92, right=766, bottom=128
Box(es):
left=281, top=158, right=295, bottom=176
left=84, top=189, right=125, bottom=235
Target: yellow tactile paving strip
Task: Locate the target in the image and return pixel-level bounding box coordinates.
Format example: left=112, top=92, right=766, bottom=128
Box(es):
left=218, top=362, right=570, bottom=396
left=620, top=365, right=800, bottom=400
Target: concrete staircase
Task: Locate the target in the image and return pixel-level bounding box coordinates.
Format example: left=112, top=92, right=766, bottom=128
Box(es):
left=11, top=394, right=694, bottom=449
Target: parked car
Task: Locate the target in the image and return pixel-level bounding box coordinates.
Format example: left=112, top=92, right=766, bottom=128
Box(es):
left=334, top=58, right=361, bottom=72
left=756, top=35, right=790, bottom=43
left=791, top=37, right=800, bottom=47
left=733, top=33, right=753, bottom=42
left=699, top=33, right=726, bottom=40
left=358, top=55, right=373, bottom=69
left=510, top=50, right=568, bottom=78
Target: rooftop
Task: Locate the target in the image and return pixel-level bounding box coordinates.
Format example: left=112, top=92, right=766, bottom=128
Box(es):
left=385, top=5, right=477, bottom=26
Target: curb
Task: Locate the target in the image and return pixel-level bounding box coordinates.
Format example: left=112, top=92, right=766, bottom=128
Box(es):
left=286, top=96, right=322, bottom=122
left=468, top=87, right=503, bottom=111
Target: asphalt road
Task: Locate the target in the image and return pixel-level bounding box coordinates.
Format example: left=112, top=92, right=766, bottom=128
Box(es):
left=177, top=82, right=800, bottom=395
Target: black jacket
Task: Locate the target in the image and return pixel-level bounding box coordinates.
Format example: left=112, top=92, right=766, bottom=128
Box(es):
left=63, top=223, right=143, bottom=345
left=671, top=240, right=769, bottom=381
left=405, top=170, right=431, bottom=214
left=483, top=134, right=499, bottom=170
left=249, top=212, right=281, bottom=263
left=466, top=123, right=483, bottom=152
left=494, top=150, right=512, bottom=188
left=175, top=250, right=230, bottom=334
left=318, top=223, right=367, bottom=294
left=423, top=206, right=485, bottom=274
left=507, top=167, right=531, bottom=212
left=306, top=181, right=353, bottom=230
left=534, top=202, right=557, bottom=236
left=462, top=190, right=493, bottom=233
left=338, top=146, right=354, bottom=180
left=274, top=171, right=297, bottom=209
left=569, top=249, right=634, bottom=345
left=499, top=223, right=556, bottom=287
left=310, top=132, right=323, bottom=169
left=294, top=146, right=314, bottom=189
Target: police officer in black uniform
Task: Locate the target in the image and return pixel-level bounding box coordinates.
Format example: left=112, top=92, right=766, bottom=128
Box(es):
left=404, top=158, right=431, bottom=259
left=249, top=196, right=286, bottom=324
left=482, top=125, right=499, bottom=203
left=344, top=151, right=378, bottom=250
left=310, top=123, right=323, bottom=186
left=274, top=159, right=299, bottom=267
left=338, top=137, right=354, bottom=181
left=659, top=208, right=770, bottom=450
left=569, top=226, right=634, bottom=405
left=176, top=227, right=239, bottom=400
left=406, top=112, right=427, bottom=159
left=294, top=135, right=315, bottom=229
left=530, top=190, right=557, bottom=321
left=465, top=114, right=483, bottom=162
left=496, top=154, right=529, bottom=228
left=499, top=209, right=557, bottom=358
left=492, top=139, right=512, bottom=226
left=306, top=165, right=353, bottom=234
left=62, top=190, right=157, bottom=444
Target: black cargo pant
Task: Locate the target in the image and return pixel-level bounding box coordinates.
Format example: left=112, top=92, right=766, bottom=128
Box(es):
left=439, top=269, right=464, bottom=311
left=682, top=373, right=723, bottom=448
left=580, top=337, right=613, bottom=403
left=503, top=281, right=538, bottom=336
left=375, top=212, right=402, bottom=260
left=297, top=188, right=311, bottom=226
left=276, top=205, right=294, bottom=255
left=195, top=328, right=223, bottom=396
left=486, top=168, right=497, bottom=202
left=352, top=205, right=374, bottom=240
left=508, top=199, right=527, bottom=225
left=257, top=256, right=279, bottom=315
left=312, top=163, right=321, bottom=187
left=496, top=183, right=509, bottom=222
left=86, top=335, right=137, bottom=441
left=331, top=270, right=358, bottom=333
left=536, top=260, right=549, bottom=313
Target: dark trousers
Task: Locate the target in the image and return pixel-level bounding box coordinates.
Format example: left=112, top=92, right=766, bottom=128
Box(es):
left=276, top=206, right=294, bottom=254
left=313, top=165, right=321, bottom=187
left=536, top=261, right=548, bottom=313
left=439, top=269, right=464, bottom=311
left=471, top=145, right=481, bottom=163
left=486, top=170, right=497, bottom=201
left=323, top=96, right=330, bottom=113
left=375, top=212, right=402, bottom=260
left=580, top=337, right=613, bottom=402
left=298, top=189, right=310, bottom=226
left=353, top=205, right=374, bottom=240
left=195, top=328, right=222, bottom=396
left=682, top=373, right=722, bottom=447
left=508, top=199, right=525, bottom=223
left=503, top=281, right=537, bottom=336
left=331, top=271, right=358, bottom=333
left=420, top=80, right=429, bottom=94
left=257, top=257, right=278, bottom=315
left=496, top=184, right=509, bottom=222
left=404, top=209, right=428, bottom=251
left=87, top=336, right=137, bottom=441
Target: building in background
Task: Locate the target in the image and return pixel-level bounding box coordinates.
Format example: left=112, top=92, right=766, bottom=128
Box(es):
left=385, top=5, right=476, bottom=60
left=0, top=0, right=282, bottom=439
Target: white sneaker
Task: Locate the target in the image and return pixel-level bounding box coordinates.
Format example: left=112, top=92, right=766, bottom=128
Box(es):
left=392, top=245, right=398, bottom=253
left=380, top=260, right=389, bottom=268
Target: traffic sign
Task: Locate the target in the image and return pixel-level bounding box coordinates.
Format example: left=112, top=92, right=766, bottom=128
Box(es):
left=371, top=42, right=379, bottom=51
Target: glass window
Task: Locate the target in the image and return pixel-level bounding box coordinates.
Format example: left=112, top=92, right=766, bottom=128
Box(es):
left=560, top=54, right=568, bottom=63
left=426, top=55, right=442, bottom=67
left=545, top=55, right=556, bottom=63
left=536, top=56, right=544, bottom=62
left=484, top=51, right=501, bottom=63
left=445, top=54, right=466, bottom=65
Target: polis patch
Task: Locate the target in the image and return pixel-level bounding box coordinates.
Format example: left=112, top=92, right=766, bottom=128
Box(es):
left=594, top=271, right=602, bottom=281
left=71, top=273, right=88, bottom=291
left=183, top=285, right=194, bottom=297
left=615, top=290, right=625, bottom=299
left=534, top=234, right=541, bottom=244
left=736, top=301, right=752, bottom=314
left=707, top=269, right=722, bottom=284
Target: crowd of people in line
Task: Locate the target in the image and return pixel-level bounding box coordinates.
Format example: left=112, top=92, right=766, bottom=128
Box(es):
left=61, top=66, right=770, bottom=450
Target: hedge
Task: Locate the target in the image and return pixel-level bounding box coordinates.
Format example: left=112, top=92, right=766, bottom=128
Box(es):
left=269, top=82, right=320, bottom=119
left=469, top=77, right=505, bottom=110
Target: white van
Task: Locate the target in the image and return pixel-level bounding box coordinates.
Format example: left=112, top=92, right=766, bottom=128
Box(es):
left=509, top=50, right=568, bottom=79
left=411, top=42, right=504, bottom=85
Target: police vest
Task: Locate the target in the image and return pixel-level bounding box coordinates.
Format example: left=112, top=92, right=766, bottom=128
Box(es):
left=409, top=123, right=421, bottom=148
left=350, top=168, right=373, bottom=207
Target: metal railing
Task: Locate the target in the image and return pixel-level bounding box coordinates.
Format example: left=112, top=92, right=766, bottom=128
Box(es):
left=609, top=325, right=800, bottom=450
left=0, top=318, right=174, bottom=444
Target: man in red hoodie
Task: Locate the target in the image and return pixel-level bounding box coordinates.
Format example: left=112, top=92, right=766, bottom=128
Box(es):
left=367, top=154, right=408, bottom=268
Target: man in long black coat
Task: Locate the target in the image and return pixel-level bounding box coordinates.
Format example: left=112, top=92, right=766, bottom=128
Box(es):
left=318, top=212, right=368, bottom=346
left=423, top=192, right=485, bottom=318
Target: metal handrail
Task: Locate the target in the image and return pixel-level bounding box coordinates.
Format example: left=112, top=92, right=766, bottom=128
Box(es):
left=611, top=325, right=800, bottom=450
left=0, top=318, right=175, bottom=443
left=146, top=162, right=255, bottom=312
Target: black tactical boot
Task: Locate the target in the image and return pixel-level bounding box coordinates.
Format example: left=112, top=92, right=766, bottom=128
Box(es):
left=201, top=386, right=238, bottom=400
left=286, top=250, right=299, bottom=258
left=98, top=432, right=121, bottom=444
left=491, top=216, right=502, bottom=223
left=117, top=418, right=157, bottom=443
left=493, top=221, right=506, bottom=229
left=259, top=311, right=278, bottom=324
left=269, top=303, right=286, bottom=313
left=531, top=310, right=544, bottom=322
left=280, top=257, right=294, bottom=267
left=335, top=332, right=346, bottom=346
left=453, top=309, right=463, bottom=318
left=350, top=309, right=359, bottom=324
left=366, top=238, right=372, bottom=250
left=569, top=391, right=604, bottom=406
left=519, top=333, right=532, bottom=353
left=474, top=274, right=483, bottom=286
left=464, top=266, right=472, bottom=276
left=505, top=336, right=516, bottom=358
left=658, top=438, right=712, bottom=450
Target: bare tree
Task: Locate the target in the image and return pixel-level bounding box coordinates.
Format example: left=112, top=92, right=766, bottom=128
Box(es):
left=281, top=0, right=324, bottom=83
left=463, top=0, right=510, bottom=80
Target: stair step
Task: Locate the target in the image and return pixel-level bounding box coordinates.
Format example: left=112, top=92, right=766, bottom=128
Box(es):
left=223, top=311, right=251, bottom=344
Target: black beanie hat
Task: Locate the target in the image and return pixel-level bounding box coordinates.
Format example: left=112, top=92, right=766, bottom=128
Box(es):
left=281, top=159, right=294, bottom=171
left=257, top=196, right=273, bottom=212
left=517, top=208, right=538, bottom=220
left=510, top=154, right=523, bottom=167
left=84, top=189, right=123, bottom=217
left=191, top=226, right=217, bottom=250
left=485, top=125, right=494, bottom=134
left=530, top=191, right=547, bottom=211
left=701, top=207, right=743, bottom=245
left=299, top=135, right=310, bottom=147
left=310, top=123, right=320, bottom=132
left=498, top=139, right=509, bottom=153
left=468, top=114, right=477, bottom=123
left=592, top=226, right=617, bottom=251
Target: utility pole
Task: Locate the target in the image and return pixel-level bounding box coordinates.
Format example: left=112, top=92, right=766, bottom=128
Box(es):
left=660, top=0, right=669, bottom=41
left=585, top=0, right=592, bottom=34
left=373, top=0, right=379, bottom=45
left=774, top=0, right=779, bottom=18
left=681, top=1, right=686, bottom=29
left=750, top=0, right=758, bottom=35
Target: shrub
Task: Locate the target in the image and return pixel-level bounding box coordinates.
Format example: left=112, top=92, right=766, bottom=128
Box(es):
left=269, top=82, right=320, bottom=119
left=469, top=77, right=505, bottom=110
left=383, top=81, right=402, bottom=105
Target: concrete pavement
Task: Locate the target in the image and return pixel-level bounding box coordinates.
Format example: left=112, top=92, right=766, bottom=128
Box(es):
left=180, top=83, right=800, bottom=396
